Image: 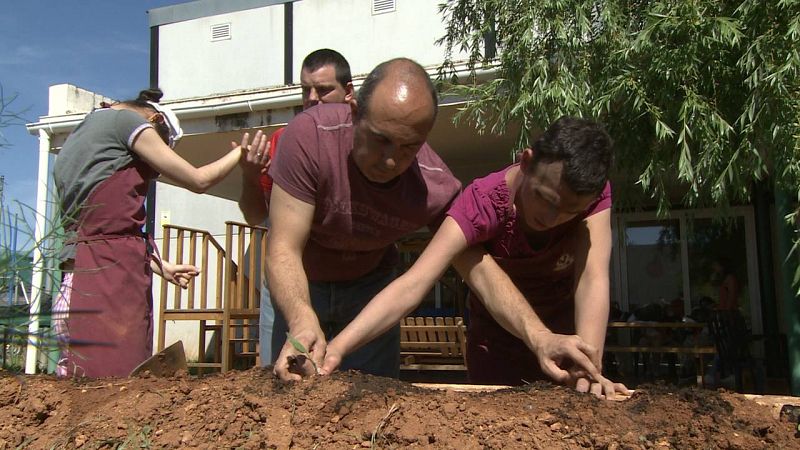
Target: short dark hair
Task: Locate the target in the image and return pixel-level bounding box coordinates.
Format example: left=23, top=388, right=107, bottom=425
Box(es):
left=355, top=58, right=438, bottom=121
left=529, top=116, right=613, bottom=195
left=301, top=49, right=352, bottom=87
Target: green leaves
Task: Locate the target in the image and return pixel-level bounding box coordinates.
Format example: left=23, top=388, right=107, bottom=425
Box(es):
left=286, top=332, right=308, bottom=354
left=286, top=332, right=318, bottom=374
left=437, top=0, right=800, bottom=212
left=439, top=0, right=800, bottom=292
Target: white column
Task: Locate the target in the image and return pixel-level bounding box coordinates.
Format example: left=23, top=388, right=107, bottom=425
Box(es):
left=24, top=129, right=52, bottom=374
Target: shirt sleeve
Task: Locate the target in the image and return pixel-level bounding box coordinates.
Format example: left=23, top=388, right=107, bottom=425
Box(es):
left=268, top=113, right=320, bottom=205
left=446, top=180, right=507, bottom=246
left=114, top=109, right=153, bottom=149
left=260, top=127, right=286, bottom=194
left=585, top=181, right=612, bottom=217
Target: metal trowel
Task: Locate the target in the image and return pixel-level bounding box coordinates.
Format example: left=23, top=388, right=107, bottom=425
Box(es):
left=129, top=340, right=188, bottom=377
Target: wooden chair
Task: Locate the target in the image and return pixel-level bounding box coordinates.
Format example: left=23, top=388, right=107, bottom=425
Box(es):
left=400, top=316, right=467, bottom=371
left=156, top=224, right=228, bottom=373
left=223, top=221, right=267, bottom=370
left=157, top=222, right=267, bottom=373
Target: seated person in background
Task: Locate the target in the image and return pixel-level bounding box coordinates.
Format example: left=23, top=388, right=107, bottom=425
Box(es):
left=322, top=116, right=630, bottom=399
left=687, top=296, right=715, bottom=324
left=711, top=257, right=741, bottom=311
left=608, top=301, right=628, bottom=322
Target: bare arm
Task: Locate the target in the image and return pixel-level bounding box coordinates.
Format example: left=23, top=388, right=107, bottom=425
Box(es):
left=149, top=256, right=200, bottom=289
left=237, top=139, right=271, bottom=225
left=718, top=275, right=740, bottom=310
left=322, top=217, right=469, bottom=372
left=452, top=243, right=608, bottom=387
left=266, top=184, right=321, bottom=381
left=571, top=209, right=630, bottom=398
left=131, top=128, right=266, bottom=193
left=573, top=209, right=612, bottom=354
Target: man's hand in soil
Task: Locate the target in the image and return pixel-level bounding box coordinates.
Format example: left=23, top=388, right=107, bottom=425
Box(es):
left=273, top=327, right=326, bottom=381
left=529, top=331, right=604, bottom=387
left=572, top=376, right=632, bottom=400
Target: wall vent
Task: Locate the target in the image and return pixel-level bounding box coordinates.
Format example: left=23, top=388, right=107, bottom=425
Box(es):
left=372, top=0, right=396, bottom=15
left=211, top=23, right=231, bottom=42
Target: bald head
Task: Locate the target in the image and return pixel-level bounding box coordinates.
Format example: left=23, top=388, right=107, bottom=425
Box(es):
left=355, top=58, right=438, bottom=127
left=350, top=59, right=439, bottom=184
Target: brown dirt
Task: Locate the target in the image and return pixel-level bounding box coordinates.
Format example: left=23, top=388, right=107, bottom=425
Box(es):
left=1, top=368, right=797, bottom=449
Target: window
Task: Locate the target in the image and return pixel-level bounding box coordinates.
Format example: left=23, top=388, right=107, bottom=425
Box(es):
left=621, top=219, right=683, bottom=316
left=612, top=207, right=761, bottom=333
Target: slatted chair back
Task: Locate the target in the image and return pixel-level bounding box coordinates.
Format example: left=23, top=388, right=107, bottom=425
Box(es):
left=224, top=221, right=268, bottom=369
left=400, top=316, right=467, bottom=371
left=157, top=224, right=227, bottom=373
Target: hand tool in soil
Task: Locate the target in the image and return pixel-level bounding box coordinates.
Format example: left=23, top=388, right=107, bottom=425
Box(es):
left=129, top=340, right=188, bottom=377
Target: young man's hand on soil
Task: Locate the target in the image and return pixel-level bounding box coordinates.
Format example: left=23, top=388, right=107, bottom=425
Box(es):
left=529, top=331, right=604, bottom=387
left=273, top=327, right=326, bottom=381
left=572, top=376, right=632, bottom=400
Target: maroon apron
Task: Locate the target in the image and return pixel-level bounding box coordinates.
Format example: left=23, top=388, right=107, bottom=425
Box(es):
left=64, top=161, right=156, bottom=378
left=466, top=230, right=578, bottom=386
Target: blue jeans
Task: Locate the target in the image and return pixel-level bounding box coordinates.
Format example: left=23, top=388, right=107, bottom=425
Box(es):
left=271, top=268, right=400, bottom=378
left=258, top=277, right=275, bottom=367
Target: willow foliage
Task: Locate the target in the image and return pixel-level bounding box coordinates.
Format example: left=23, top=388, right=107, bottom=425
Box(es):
left=437, top=0, right=800, bottom=213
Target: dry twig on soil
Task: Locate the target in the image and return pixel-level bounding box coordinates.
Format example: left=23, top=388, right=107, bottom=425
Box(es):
left=371, top=403, right=399, bottom=447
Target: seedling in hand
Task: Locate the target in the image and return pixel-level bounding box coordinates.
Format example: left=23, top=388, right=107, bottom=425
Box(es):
left=286, top=332, right=319, bottom=374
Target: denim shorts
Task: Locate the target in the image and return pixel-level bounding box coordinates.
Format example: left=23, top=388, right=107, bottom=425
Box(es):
left=271, top=268, right=400, bottom=378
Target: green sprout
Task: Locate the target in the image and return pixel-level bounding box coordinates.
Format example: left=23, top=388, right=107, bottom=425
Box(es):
left=286, top=332, right=318, bottom=374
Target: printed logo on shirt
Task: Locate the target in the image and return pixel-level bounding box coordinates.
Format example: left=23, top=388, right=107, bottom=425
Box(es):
left=554, top=253, right=574, bottom=272
left=321, top=198, right=419, bottom=232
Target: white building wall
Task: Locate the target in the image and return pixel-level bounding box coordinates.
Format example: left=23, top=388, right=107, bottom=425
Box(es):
left=293, top=0, right=450, bottom=78
left=158, top=7, right=285, bottom=100
left=152, top=181, right=245, bottom=240
left=48, top=84, right=115, bottom=116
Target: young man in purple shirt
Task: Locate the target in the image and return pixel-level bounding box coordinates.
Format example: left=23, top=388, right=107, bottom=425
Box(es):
left=322, top=117, right=630, bottom=399
left=266, top=58, right=462, bottom=380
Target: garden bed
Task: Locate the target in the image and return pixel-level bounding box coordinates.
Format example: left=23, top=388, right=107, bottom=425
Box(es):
left=1, top=368, right=797, bottom=449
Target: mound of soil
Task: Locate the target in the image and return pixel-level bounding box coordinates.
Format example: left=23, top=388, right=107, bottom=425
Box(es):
left=1, top=368, right=797, bottom=449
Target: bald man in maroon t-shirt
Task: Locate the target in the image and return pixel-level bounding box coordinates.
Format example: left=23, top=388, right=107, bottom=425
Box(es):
left=266, top=58, right=461, bottom=380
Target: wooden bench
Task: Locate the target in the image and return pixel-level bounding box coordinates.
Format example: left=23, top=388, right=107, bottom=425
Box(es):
left=605, top=322, right=716, bottom=386
left=400, top=316, right=467, bottom=371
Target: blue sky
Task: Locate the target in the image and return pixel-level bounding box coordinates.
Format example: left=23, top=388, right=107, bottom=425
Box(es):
left=0, top=1, right=191, bottom=222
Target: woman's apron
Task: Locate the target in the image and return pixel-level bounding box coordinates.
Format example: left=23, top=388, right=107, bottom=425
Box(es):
left=466, top=232, right=578, bottom=386
left=62, top=161, right=156, bottom=378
